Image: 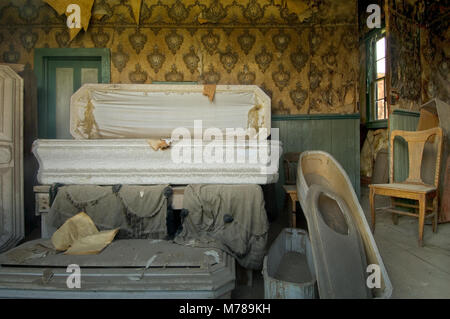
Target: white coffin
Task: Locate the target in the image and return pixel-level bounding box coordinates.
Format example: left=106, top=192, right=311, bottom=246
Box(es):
left=70, top=84, right=271, bottom=140
left=0, top=66, right=24, bottom=253
left=34, top=84, right=280, bottom=185
left=32, top=139, right=281, bottom=185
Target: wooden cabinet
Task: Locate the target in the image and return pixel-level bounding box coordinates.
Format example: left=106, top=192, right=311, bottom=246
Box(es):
left=0, top=66, right=24, bottom=252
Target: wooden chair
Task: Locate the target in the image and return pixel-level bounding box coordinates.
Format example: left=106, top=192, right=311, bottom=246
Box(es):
left=369, top=127, right=444, bottom=246
left=282, top=152, right=300, bottom=227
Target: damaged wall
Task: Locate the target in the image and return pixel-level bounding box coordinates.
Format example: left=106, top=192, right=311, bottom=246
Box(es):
left=358, top=0, right=449, bottom=116
left=388, top=0, right=449, bottom=111
left=389, top=0, right=424, bottom=111
left=420, top=3, right=449, bottom=104
left=0, top=0, right=359, bottom=115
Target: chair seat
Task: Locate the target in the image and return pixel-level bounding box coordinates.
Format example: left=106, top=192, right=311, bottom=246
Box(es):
left=370, top=183, right=436, bottom=194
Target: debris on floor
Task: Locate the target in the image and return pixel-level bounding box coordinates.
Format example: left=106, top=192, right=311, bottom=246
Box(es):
left=51, top=212, right=119, bottom=255
left=5, top=241, right=56, bottom=263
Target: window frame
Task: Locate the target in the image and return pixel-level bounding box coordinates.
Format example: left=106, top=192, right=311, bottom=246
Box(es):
left=365, top=28, right=388, bottom=129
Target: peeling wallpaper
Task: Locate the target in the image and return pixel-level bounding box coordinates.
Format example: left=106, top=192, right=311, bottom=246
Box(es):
left=388, top=0, right=449, bottom=110
left=420, top=16, right=449, bottom=104
left=0, top=0, right=359, bottom=115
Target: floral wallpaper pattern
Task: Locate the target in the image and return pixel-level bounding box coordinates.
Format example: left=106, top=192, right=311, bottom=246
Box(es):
left=0, top=0, right=360, bottom=115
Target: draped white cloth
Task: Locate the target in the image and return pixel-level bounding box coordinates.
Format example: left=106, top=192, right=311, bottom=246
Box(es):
left=72, top=88, right=264, bottom=139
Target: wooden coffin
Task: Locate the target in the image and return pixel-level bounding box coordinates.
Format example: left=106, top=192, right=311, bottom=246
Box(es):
left=297, top=151, right=393, bottom=298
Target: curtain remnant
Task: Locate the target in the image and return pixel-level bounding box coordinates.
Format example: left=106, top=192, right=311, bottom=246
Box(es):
left=48, top=185, right=170, bottom=240
left=174, top=184, right=269, bottom=270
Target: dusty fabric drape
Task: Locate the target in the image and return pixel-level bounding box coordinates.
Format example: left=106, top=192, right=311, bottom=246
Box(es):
left=73, top=89, right=257, bottom=139
left=174, top=184, right=269, bottom=270
left=47, top=185, right=170, bottom=240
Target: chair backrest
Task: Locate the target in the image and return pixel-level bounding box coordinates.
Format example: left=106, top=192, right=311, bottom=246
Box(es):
left=283, top=152, right=300, bottom=185
left=390, top=127, right=443, bottom=187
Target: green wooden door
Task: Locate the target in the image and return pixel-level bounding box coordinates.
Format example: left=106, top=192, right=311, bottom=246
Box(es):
left=46, top=58, right=102, bottom=139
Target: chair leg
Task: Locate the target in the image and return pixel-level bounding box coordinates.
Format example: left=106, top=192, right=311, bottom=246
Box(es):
left=433, top=212, right=438, bottom=233
left=391, top=198, right=398, bottom=225
left=432, top=197, right=438, bottom=233
left=392, top=213, right=399, bottom=225
left=284, top=194, right=291, bottom=227
left=291, top=197, right=297, bottom=228
left=370, top=187, right=376, bottom=232
left=418, top=195, right=426, bottom=247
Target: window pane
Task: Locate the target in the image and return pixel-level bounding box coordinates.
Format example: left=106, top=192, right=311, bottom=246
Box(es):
left=376, top=58, right=385, bottom=77
left=81, top=68, right=99, bottom=85
left=376, top=79, right=385, bottom=100
left=376, top=100, right=386, bottom=120
left=55, top=68, right=74, bottom=139
left=376, top=37, right=385, bottom=60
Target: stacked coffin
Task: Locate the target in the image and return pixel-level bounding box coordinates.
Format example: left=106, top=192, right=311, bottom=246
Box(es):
left=0, top=84, right=281, bottom=298
left=33, top=84, right=281, bottom=185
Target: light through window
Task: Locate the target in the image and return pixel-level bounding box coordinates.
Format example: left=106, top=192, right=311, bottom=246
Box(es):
left=366, top=30, right=388, bottom=125
left=374, top=37, right=387, bottom=120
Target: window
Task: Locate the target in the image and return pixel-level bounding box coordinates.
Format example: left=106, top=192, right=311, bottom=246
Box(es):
left=366, top=30, right=388, bottom=127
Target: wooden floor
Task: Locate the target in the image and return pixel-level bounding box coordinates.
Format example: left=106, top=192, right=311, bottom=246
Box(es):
left=232, top=186, right=450, bottom=299
left=360, top=186, right=450, bottom=299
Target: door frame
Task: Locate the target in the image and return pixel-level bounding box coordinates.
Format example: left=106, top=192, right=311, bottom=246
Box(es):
left=34, top=48, right=110, bottom=138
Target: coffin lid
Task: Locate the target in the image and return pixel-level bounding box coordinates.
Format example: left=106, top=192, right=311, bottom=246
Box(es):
left=70, top=84, right=271, bottom=140
left=0, top=239, right=227, bottom=268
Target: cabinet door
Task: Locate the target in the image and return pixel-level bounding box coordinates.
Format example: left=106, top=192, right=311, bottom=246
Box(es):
left=0, top=66, right=23, bottom=252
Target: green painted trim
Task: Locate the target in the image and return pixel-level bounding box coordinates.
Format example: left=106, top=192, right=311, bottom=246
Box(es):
left=34, top=48, right=110, bottom=83
left=365, top=28, right=387, bottom=124
left=392, top=109, right=420, bottom=117
left=366, top=119, right=388, bottom=129
left=360, top=23, right=386, bottom=41
left=34, top=48, right=110, bottom=138
left=272, top=113, right=360, bottom=121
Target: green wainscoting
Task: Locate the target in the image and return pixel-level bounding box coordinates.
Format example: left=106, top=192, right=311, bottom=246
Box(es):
left=272, top=113, right=361, bottom=216
left=389, top=109, right=420, bottom=182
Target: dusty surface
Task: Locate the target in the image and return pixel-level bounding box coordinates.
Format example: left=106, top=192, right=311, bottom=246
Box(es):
left=273, top=251, right=312, bottom=284
left=232, top=186, right=450, bottom=299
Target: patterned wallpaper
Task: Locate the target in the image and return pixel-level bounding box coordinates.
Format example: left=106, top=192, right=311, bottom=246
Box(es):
left=388, top=0, right=449, bottom=110
left=0, top=0, right=359, bottom=115
left=420, top=13, right=449, bottom=105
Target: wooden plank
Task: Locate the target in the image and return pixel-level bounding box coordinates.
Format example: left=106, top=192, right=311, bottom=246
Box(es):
left=375, top=235, right=450, bottom=298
